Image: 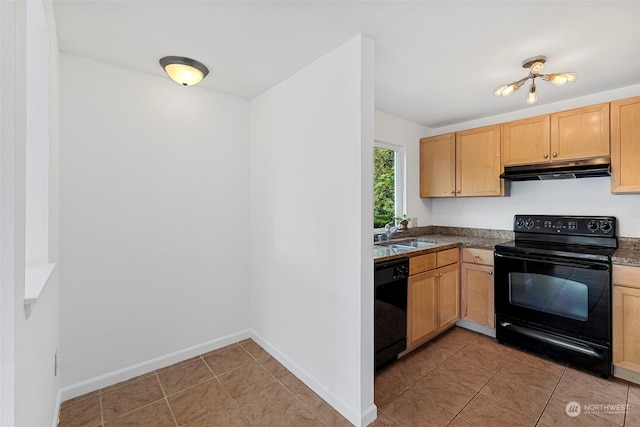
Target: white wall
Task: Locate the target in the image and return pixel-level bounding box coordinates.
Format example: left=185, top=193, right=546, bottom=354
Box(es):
left=59, top=54, right=252, bottom=393
left=250, top=34, right=376, bottom=426
left=0, top=2, right=22, bottom=425
left=1, top=1, right=62, bottom=425
left=427, top=84, right=640, bottom=236
left=432, top=178, right=640, bottom=236
left=375, top=110, right=432, bottom=227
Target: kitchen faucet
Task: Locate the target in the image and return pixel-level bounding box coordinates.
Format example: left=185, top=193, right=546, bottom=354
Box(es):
left=378, top=221, right=403, bottom=242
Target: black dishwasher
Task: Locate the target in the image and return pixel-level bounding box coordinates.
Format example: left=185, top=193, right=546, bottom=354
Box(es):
left=374, top=257, right=408, bottom=370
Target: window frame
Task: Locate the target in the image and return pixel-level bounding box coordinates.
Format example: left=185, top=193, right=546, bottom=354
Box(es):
left=373, top=140, right=406, bottom=232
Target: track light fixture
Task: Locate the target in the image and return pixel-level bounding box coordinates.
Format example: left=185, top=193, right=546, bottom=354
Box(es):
left=494, top=56, right=576, bottom=105
left=159, top=56, right=209, bottom=87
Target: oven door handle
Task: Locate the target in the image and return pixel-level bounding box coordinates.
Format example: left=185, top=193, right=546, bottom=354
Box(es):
left=494, top=252, right=610, bottom=270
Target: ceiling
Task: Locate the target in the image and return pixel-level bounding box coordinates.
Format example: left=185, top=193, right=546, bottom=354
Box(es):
left=52, top=1, right=640, bottom=128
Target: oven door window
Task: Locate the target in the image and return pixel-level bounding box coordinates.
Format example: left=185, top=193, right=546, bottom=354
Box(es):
left=509, top=273, right=588, bottom=321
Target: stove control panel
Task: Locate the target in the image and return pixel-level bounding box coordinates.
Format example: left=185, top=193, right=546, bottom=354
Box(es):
left=513, top=215, right=616, bottom=237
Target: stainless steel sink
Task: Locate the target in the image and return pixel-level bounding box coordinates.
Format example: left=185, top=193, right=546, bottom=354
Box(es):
left=375, top=239, right=437, bottom=249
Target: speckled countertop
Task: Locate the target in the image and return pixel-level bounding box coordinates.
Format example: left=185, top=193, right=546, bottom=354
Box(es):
left=374, top=226, right=640, bottom=266
left=374, top=226, right=513, bottom=262
left=613, top=238, right=640, bottom=266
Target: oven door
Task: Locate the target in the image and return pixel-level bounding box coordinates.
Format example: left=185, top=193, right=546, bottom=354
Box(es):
left=494, top=251, right=611, bottom=345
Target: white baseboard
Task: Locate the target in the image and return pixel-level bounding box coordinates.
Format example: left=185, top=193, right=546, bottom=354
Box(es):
left=52, top=390, right=62, bottom=427
left=250, top=330, right=375, bottom=427
left=456, top=319, right=496, bottom=338
left=613, top=365, right=640, bottom=385
left=360, top=403, right=378, bottom=426
left=57, top=328, right=375, bottom=427
left=58, top=329, right=251, bottom=403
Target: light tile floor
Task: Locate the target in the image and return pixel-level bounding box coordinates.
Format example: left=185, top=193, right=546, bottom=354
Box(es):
left=374, top=327, right=639, bottom=427
left=58, top=338, right=350, bottom=427
left=58, top=328, right=639, bottom=426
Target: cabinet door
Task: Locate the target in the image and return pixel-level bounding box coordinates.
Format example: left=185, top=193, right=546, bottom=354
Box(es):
left=550, top=103, right=610, bottom=161
left=613, top=285, right=640, bottom=371
left=420, top=134, right=456, bottom=197
left=461, top=263, right=495, bottom=328
left=502, top=115, right=550, bottom=166
left=455, top=125, right=503, bottom=197
left=437, top=263, right=460, bottom=331
left=408, top=271, right=437, bottom=347
left=611, top=96, right=640, bottom=194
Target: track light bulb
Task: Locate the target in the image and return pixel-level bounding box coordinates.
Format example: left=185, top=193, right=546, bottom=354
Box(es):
left=530, top=61, right=545, bottom=75
left=526, top=82, right=537, bottom=105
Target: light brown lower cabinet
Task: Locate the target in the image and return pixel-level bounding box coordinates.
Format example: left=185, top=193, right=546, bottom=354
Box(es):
left=408, top=269, right=437, bottom=346
left=613, top=264, right=640, bottom=384
left=460, top=248, right=495, bottom=329
left=461, top=263, right=494, bottom=328
left=407, top=248, right=459, bottom=349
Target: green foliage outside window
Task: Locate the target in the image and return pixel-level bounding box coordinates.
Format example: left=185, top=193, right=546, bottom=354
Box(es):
left=374, top=147, right=395, bottom=228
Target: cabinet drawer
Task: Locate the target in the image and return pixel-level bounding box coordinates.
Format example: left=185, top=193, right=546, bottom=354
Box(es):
left=437, top=248, right=459, bottom=267
left=613, top=265, right=640, bottom=290
left=410, top=253, right=437, bottom=275
left=462, top=248, right=494, bottom=266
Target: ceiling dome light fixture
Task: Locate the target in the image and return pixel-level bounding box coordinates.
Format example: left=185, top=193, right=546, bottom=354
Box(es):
left=494, top=55, right=576, bottom=104
left=159, top=56, right=209, bottom=87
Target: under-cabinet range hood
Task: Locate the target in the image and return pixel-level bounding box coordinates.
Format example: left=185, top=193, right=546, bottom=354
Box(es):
left=500, top=157, right=611, bottom=181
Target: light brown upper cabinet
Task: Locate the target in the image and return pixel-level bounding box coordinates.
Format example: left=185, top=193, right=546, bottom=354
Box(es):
left=419, top=133, right=456, bottom=197
left=551, top=103, right=610, bottom=161
left=502, top=103, right=610, bottom=166
left=502, top=115, right=550, bottom=166
left=420, top=125, right=504, bottom=198
left=611, top=96, right=640, bottom=194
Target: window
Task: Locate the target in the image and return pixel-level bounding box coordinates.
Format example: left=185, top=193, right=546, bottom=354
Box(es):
left=373, top=141, right=405, bottom=229
left=24, top=0, right=55, bottom=306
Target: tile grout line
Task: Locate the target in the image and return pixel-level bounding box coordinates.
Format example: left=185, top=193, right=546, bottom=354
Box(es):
left=99, top=390, right=104, bottom=427
left=532, top=362, right=567, bottom=427
left=396, top=340, right=464, bottom=402
left=182, top=357, right=245, bottom=426
left=235, top=340, right=333, bottom=426
left=623, top=382, right=630, bottom=427
left=197, top=350, right=246, bottom=421
left=379, top=339, right=475, bottom=425
left=101, top=373, right=172, bottom=426
left=549, top=367, right=629, bottom=427
left=204, top=344, right=285, bottom=427
left=153, top=371, right=179, bottom=427
left=451, top=350, right=515, bottom=425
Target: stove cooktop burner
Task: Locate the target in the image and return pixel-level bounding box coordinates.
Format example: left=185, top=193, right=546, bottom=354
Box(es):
left=497, top=214, right=618, bottom=256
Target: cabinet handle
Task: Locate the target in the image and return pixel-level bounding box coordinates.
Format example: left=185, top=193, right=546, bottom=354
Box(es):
left=544, top=153, right=549, bottom=158
left=450, top=190, right=456, bottom=194
left=552, top=152, right=558, bottom=157
left=474, top=254, right=480, bottom=259
left=488, top=271, right=493, bottom=275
